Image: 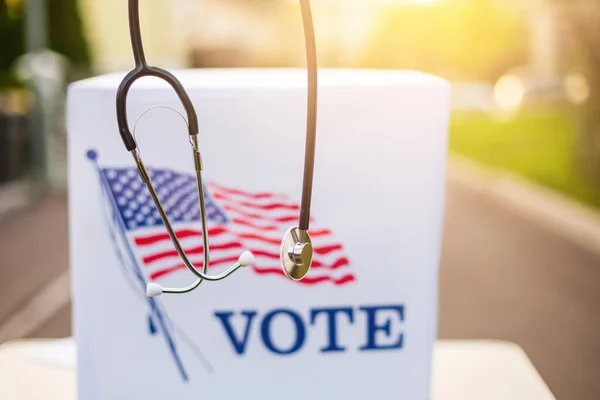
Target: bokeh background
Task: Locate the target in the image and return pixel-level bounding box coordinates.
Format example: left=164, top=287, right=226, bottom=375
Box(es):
left=1, top=1, right=600, bottom=399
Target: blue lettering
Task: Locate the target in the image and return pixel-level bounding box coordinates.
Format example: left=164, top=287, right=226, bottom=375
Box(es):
left=310, top=307, right=354, bottom=352
left=359, top=305, right=404, bottom=351
left=261, top=309, right=305, bottom=355
left=214, top=311, right=257, bottom=355
left=214, top=304, right=405, bottom=356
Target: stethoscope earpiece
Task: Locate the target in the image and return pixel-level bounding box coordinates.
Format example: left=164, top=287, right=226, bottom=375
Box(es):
left=117, top=0, right=318, bottom=297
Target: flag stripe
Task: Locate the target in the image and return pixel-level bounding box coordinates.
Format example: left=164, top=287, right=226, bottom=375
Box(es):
left=252, top=268, right=356, bottom=285
left=141, top=241, right=347, bottom=266
left=101, top=166, right=356, bottom=286
left=149, top=255, right=241, bottom=280
left=212, top=192, right=299, bottom=211
left=231, top=217, right=279, bottom=231
left=221, top=204, right=310, bottom=224
left=135, top=227, right=227, bottom=246
left=207, top=182, right=285, bottom=200
left=142, top=241, right=243, bottom=264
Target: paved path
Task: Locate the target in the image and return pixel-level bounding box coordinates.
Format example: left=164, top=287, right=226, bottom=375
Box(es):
left=0, top=194, right=69, bottom=332
left=1, top=181, right=600, bottom=399
left=439, top=183, right=600, bottom=400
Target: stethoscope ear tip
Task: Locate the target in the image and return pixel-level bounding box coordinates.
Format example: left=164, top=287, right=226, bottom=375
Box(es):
left=238, top=251, right=256, bottom=267
left=146, top=282, right=163, bottom=297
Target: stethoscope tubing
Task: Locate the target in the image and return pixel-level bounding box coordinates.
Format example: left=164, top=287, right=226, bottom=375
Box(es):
left=115, top=0, right=318, bottom=290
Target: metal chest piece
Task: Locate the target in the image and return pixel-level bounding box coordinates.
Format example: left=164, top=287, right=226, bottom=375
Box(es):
left=281, top=227, right=313, bottom=280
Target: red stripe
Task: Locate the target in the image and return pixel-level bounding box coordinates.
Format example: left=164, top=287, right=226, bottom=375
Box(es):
left=308, top=229, right=332, bottom=237
left=314, top=244, right=342, bottom=255
left=231, top=229, right=331, bottom=245
left=251, top=268, right=356, bottom=285
left=208, top=182, right=285, bottom=200
left=143, top=248, right=348, bottom=270
left=248, top=249, right=279, bottom=259
left=232, top=217, right=278, bottom=231
left=135, top=227, right=227, bottom=246
left=150, top=265, right=187, bottom=280
left=273, top=215, right=301, bottom=223
left=149, top=255, right=240, bottom=280
left=311, top=257, right=349, bottom=270
left=223, top=205, right=308, bottom=224
left=142, top=241, right=243, bottom=264
left=249, top=247, right=345, bottom=261
left=236, top=233, right=281, bottom=245
left=214, top=192, right=299, bottom=211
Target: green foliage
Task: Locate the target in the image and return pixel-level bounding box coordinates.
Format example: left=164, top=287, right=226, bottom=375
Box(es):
left=361, top=0, right=529, bottom=82
left=0, top=1, right=25, bottom=88
left=450, top=110, right=600, bottom=209
left=47, top=0, right=91, bottom=67
left=0, top=0, right=91, bottom=90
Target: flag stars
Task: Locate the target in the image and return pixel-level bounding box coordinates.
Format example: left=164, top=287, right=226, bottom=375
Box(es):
left=166, top=198, right=177, bottom=209
left=107, top=167, right=229, bottom=229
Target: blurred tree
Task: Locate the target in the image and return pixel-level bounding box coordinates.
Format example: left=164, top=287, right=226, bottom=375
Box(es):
left=0, top=0, right=25, bottom=88
left=0, top=0, right=91, bottom=89
left=47, top=0, right=91, bottom=72
left=359, top=0, right=529, bottom=82
left=552, top=0, right=600, bottom=184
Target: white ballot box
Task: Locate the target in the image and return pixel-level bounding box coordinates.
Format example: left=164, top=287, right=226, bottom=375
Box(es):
left=66, top=68, right=451, bottom=400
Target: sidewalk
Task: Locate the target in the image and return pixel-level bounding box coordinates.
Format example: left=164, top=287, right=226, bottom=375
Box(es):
left=0, top=192, right=70, bottom=343
left=0, top=181, right=30, bottom=224
left=447, top=153, right=600, bottom=259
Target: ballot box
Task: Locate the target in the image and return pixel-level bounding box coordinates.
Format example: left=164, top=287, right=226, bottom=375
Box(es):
left=66, top=68, right=451, bottom=399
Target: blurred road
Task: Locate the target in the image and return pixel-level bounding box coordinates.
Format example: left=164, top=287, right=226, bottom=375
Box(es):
left=1, top=181, right=599, bottom=400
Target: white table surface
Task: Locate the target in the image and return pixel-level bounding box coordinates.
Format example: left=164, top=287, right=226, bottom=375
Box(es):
left=0, top=338, right=556, bottom=399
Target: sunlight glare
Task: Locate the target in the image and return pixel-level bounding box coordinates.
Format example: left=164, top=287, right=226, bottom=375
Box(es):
left=494, top=75, right=524, bottom=112
left=378, top=0, right=441, bottom=5
left=564, top=73, right=590, bottom=105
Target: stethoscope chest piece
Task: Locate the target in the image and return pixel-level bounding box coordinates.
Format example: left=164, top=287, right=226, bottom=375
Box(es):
left=280, top=226, right=313, bottom=281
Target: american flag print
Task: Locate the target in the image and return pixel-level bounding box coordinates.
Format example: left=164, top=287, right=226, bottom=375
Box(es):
left=100, top=165, right=356, bottom=286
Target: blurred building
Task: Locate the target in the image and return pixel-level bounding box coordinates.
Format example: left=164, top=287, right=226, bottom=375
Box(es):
left=78, top=0, right=188, bottom=73
left=78, top=0, right=381, bottom=72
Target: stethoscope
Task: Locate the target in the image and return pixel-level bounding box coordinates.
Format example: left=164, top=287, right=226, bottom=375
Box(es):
left=116, top=0, right=318, bottom=297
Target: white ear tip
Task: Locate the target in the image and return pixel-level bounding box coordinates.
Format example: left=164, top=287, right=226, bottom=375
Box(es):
left=238, top=251, right=256, bottom=267
left=146, top=282, right=163, bottom=297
